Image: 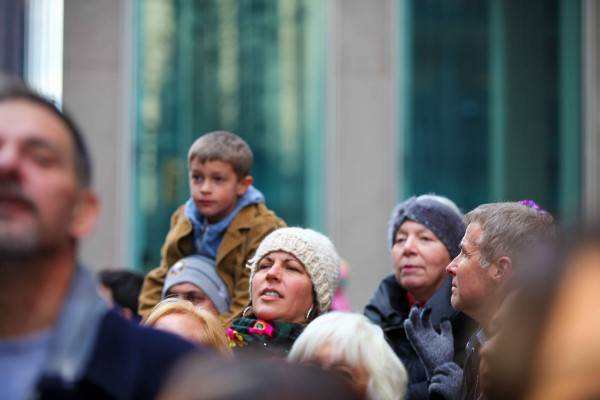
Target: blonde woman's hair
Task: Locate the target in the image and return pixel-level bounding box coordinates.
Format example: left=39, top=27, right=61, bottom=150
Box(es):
left=288, top=312, right=407, bottom=400
left=144, top=298, right=231, bottom=356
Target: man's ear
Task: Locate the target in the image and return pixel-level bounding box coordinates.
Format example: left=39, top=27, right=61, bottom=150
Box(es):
left=70, top=189, right=100, bottom=239
left=236, top=175, right=253, bottom=196
left=490, top=256, right=513, bottom=283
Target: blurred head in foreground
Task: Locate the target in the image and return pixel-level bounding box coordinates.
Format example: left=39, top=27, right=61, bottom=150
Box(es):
left=158, top=354, right=364, bottom=400
left=482, top=227, right=600, bottom=400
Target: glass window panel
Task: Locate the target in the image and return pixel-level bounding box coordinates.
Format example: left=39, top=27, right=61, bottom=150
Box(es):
left=400, top=0, right=581, bottom=222
left=133, top=0, right=326, bottom=270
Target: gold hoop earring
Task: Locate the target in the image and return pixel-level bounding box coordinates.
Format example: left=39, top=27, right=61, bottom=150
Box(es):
left=242, top=305, right=253, bottom=317
left=305, top=305, right=314, bottom=321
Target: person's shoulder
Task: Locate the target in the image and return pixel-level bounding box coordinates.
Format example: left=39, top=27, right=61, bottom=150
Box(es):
left=232, top=203, right=286, bottom=231
left=98, top=310, right=196, bottom=356
left=364, top=274, right=407, bottom=325
left=82, top=310, right=199, bottom=399
left=165, top=204, right=193, bottom=237
left=371, top=274, right=404, bottom=304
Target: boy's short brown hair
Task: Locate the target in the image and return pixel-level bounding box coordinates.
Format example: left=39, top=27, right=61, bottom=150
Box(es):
left=187, top=131, right=253, bottom=178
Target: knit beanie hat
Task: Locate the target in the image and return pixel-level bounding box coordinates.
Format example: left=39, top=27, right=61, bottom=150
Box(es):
left=162, top=255, right=230, bottom=314
left=248, top=227, right=341, bottom=314
left=389, top=195, right=465, bottom=259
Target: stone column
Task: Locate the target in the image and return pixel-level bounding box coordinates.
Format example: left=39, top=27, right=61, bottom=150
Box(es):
left=63, top=0, right=132, bottom=269
left=327, top=0, right=398, bottom=310
left=583, top=0, right=600, bottom=220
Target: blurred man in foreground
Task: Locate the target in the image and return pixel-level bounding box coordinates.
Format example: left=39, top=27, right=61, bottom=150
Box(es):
left=0, top=85, right=196, bottom=399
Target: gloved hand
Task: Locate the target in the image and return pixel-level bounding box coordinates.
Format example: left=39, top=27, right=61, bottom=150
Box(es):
left=429, top=362, right=463, bottom=400
left=403, top=306, right=454, bottom=379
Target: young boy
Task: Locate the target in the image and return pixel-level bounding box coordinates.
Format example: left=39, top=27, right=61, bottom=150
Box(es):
left=138, top=131, right=286, bottom=323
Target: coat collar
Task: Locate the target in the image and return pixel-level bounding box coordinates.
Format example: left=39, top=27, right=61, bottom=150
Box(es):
left=216, top=204, right=259, bottom=263
left=365, top=275, right=457, bottom=329
left=365, top=274, right=410, bottom=329
left=425, top=277, right=460, bottom=327
left=42, top=266, right=108, bottom=383
left=35, top=267, right=109, bottom=397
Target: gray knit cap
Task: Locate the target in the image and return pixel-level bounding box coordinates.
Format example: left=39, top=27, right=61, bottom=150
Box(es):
left=162, top=255, right=230, bottom=314
left=248, top=227, right=341, bottom=314
left=389, top=195, right=465, bottom=259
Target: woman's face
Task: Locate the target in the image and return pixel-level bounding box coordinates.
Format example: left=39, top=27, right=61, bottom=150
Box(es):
left=392, top=220, right=452, bottom=303
left=251, top=251, right=314, bottom=324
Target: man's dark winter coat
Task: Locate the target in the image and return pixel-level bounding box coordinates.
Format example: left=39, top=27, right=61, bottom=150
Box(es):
left=36, top=310, right=197, bottom=399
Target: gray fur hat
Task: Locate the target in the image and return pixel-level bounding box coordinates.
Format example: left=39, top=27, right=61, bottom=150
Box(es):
left=389, top=194, right=465, bottom=259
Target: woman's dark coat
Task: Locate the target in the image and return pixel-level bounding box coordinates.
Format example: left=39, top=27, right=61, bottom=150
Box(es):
left=365, top=275, right=477, bottom=400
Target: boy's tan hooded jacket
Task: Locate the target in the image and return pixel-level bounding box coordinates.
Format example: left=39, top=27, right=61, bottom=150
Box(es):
left=138, top=203, right=285, bottom=323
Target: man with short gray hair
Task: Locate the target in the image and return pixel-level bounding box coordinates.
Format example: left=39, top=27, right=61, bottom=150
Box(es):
left=449, top=202, right=554, bottom=324
left=404, top=201, right=555, bottom=400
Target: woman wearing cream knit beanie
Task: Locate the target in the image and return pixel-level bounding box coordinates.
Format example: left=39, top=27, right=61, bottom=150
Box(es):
left=227, top=227, right=341, bottom=356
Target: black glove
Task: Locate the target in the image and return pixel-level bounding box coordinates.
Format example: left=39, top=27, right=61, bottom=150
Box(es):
left=403, top=306, right=454, bottom=379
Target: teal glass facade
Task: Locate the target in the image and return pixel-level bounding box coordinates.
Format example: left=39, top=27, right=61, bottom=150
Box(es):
left=133, top=0, right=326, bottom=269
left=399, top=0, right=581, bottom=222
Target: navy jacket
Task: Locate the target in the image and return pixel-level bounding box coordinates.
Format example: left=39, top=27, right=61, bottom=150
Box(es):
left=36, top=310, right=197, bottom=399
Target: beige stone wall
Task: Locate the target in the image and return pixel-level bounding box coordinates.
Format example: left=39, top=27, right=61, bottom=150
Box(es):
left=584, top=0, right=600, bottom=220
left=326, top=0, right=399, bottom=310
left=63, top=0, right=132, bottom=270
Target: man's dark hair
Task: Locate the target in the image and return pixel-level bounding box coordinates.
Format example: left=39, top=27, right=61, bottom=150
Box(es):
left=98, top=270, right=144, bottom=315
left=0, top=83, right=92, bottom=187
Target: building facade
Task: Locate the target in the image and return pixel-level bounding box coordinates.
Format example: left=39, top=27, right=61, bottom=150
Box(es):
left=2, top=0, right=599, bottom=309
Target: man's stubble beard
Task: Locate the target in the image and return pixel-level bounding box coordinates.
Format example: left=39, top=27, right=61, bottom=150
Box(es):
left=0, top=184, right=43, bottom=263
left=0, top=218, right=42, bottom=263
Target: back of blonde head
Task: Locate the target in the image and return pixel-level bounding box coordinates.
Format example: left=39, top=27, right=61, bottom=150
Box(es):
left=144, top=298, right=231, bottom=356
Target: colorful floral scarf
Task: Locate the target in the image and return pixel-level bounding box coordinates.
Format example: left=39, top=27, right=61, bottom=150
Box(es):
left=227, top=317, right=305, bottom=356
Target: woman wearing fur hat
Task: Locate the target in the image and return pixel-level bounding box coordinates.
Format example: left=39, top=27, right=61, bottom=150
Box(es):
left=364, top=194, right=477, bottom=400
left=227, top=227, right=341, bottom=356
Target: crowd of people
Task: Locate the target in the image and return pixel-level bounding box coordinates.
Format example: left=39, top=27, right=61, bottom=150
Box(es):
left=0, top=82, right=596, bottom=400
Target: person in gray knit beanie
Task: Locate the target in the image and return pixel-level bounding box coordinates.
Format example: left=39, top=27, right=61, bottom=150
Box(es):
left=162, top=255, right=230, bottom=315
left=365, top=194, right=476, bottom=400
left=389, top=194, right=465, bottom=259
left=248, top=227, right=341, bottom=317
